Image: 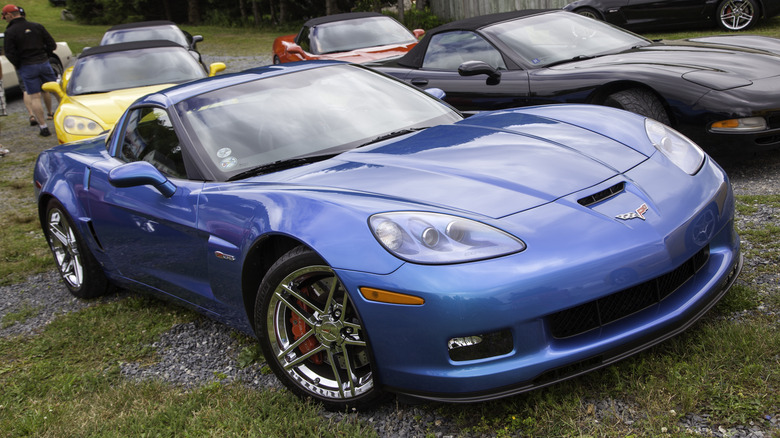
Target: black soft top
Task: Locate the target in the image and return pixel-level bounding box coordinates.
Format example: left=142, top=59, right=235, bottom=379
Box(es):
left=79, top=40, right=183, bottom=58
left=303, top=12, right=384, bottom=28
left=396, top=9, right=552, bottom=68
left=105, top=20, right=177, bottom=31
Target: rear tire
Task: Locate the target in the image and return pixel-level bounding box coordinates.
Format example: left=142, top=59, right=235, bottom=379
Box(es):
left=603, top=88, right=671, bottom=125
left=43, top=199, right=111, bottom=299
left=255, top=246, right=385, bottom=411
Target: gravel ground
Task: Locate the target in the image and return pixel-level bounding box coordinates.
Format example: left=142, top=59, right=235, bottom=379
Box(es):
left=1, top=64, right=778, bottom=436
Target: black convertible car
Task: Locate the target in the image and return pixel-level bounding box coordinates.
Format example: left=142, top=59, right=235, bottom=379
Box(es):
left=372, top=10, right=780, bottom=155
left=563, top=0, right=780, bottom=32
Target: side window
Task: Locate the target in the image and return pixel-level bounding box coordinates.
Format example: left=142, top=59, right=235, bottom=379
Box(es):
left=422, top=31, right=506, bottom=71
left=297, top=26, right=311, bottom=52
left=119, top=107, right=188, bottom=179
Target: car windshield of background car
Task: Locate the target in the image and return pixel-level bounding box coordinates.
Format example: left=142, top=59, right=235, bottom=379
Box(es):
left=67, top=47, right=206, bottom=95
left=101, top=25, right=189, bottom=47
left=312, top=17, right=417, bottom=54
left=175, top=64, right=461, bottom=179
left=483, top=12, right=650, bottom=67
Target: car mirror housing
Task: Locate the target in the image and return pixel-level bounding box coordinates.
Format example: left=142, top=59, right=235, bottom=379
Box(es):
left=42, top=81, right=64, bottom=99
left=458, top=60, right=501, bottom=85
left=108, top=161, right=177, bottom=197
left=209, top=62, right=227, bottom=76
left=424, top=88, right=446, bottom=100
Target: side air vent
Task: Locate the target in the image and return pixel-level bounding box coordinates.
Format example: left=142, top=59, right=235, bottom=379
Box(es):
left=578, top=182, right=625, bottom=207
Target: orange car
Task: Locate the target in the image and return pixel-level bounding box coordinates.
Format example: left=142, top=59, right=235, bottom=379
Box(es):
left=272, top=12, right=423, bottom=64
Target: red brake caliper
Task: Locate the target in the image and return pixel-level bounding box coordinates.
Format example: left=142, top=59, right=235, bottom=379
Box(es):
left=290, top=290, right=323, bottom=364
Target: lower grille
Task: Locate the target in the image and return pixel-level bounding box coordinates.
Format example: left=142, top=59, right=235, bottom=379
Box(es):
left=548, top=245, right=710, bottom=339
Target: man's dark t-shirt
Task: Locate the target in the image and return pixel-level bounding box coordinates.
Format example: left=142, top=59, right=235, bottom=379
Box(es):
left=4, top=17, right=56, bottom=68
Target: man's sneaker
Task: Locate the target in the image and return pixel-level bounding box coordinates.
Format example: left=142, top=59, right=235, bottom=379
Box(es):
left=40, top=127, right=51, bottom=137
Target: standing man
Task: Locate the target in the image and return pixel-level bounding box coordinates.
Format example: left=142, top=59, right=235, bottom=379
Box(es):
left=2, top=4, right=56, bottom=137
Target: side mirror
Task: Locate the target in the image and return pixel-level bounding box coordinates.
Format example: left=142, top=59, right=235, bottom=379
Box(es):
left=209, top=62, right=227, bottom=76
left=192, top=35, right=204, bottom=45
left=458, top=60, right=502, bottom=85
left=108, top=161, right=177, bottom=198
left=42, top=81, right=64, bottom=99
left=424, top=88, right=446, bottom=100
left=287, top=44, right=306, bottom=59
left=413, top=29, right=425, bottom=39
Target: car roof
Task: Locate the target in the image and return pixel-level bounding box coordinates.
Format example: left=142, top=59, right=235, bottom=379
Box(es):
left=79, top=39, right=184, bottom=58
left=303, top=11, right=384, bottom=28
left=105, top=20, right=179, bottom=31
left=396, top=9, right=552, bottom=68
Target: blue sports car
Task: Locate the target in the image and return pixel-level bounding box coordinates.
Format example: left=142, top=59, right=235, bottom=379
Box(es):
left=34, top=61, right=742, bottom=410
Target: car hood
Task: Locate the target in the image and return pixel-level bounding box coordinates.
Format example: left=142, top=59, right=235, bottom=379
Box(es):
left=260, top=112, right=649, bottom=218
left=63, top=84, right=177, bottom=128
left=559, top=37, right=780, bottom=89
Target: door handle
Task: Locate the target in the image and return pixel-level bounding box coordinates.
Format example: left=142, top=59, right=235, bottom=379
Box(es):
left=411, top=78, right=429, bottom=86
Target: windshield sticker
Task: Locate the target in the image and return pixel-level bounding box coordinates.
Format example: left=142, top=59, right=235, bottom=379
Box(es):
left=220, top=156, right=238, bottom=170
left=217, top=147, right=232, bottom=158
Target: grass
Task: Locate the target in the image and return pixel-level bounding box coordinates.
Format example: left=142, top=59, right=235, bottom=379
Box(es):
left=1, top=1, right=779, bottom=436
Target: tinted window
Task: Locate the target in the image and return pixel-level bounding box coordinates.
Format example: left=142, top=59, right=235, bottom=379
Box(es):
left=422, top=31, right=506, bottom=70
left=120, top=107, right=187, bottom=179
left=67, top=47, right=206, bottom=95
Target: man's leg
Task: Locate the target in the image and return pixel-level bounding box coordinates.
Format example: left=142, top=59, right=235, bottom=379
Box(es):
left=28, top=92, right=50, bottom=136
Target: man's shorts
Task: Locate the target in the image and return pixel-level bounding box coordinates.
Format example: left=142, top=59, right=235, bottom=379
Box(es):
left=18, top=61, right=57, bottom=94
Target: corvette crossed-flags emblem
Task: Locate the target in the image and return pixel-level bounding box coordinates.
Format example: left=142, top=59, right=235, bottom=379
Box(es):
left=616, top=203, right=649, bottom=221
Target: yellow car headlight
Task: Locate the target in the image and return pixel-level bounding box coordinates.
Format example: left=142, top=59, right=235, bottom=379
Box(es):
left=63, top=115, right=104, bottom=136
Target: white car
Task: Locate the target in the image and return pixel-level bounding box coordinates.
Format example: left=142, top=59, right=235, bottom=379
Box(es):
left=0, top=32, right=73, bottom=90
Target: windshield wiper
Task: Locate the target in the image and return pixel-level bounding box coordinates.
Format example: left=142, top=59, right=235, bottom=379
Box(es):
left=358, top=127, right=427, bottom=148
left=226, top=154, right=337, bottom=181
left=544, top=55, right=595, bottom=67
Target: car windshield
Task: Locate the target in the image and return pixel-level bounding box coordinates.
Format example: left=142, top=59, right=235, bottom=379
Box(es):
left=67, top=47, right=206, bottom=95
left=175, top=64, right=461, bottom=180
left=101, top=25, right=189, bottom=47
left=483, top=12, right=651, bottom=67
left=311, top=16, right=417, bottom=54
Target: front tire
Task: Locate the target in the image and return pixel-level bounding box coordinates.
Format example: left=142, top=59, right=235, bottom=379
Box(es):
left=43, top=199, right=111, bottom=299
left=717, top=0, right=759, bottom=31
left=255, top=246, right=384, bottom=410
left=574, top=7, right=603, bottom=20
left=603, top=88, right=671, bottom=125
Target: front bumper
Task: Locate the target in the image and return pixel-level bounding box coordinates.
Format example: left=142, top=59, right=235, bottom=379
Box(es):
left=337, top=158, right=742, bottom=401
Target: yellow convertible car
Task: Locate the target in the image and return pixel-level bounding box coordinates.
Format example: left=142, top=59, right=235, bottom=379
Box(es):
left=43, top=40, right=225, bottom=144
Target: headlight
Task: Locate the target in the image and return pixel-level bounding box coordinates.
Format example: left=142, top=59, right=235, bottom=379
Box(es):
left=645, top=119, right=704, bottom=175
left=63, top=115, right=104, bottom=136
left=369, top=212, right=526, bottom=264
left=710, top=117, right=767, bottom=133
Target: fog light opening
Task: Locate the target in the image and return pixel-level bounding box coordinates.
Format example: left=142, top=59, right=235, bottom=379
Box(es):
left=448, top=330, right=513, bottom=361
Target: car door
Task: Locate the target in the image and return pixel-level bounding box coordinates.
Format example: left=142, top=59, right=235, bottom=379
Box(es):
left=86, top=106, right=215, bottom=309
left=401, top=30, right=531, bottom=112
left=623, top=0, right=707, bottom=27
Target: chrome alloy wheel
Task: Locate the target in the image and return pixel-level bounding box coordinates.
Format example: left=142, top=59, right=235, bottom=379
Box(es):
left=719, top=0, right=756, bottom=30
left=266, top=265, right=374, bottom=401
left=46, top=207, right=84, bottom=289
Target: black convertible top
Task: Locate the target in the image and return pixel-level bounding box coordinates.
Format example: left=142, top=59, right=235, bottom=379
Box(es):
left=396, top=9, right=552, bottom=68
left=105, top=20, right=177, bottom=31
left=304, top=11, right=384, bottom=28
left=79, top=40, right=183, bottom=58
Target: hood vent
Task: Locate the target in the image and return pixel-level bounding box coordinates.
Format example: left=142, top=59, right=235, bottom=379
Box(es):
left=578, top=182, right=625, bottom=207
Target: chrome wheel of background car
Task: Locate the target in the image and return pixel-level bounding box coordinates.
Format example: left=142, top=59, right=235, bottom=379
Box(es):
left=603, top=88, right=671, bottom=125
left=256, top=246, right=383, bottom=410
left=44, top=199, right=112, bottom=299
left=717, top=0, right=758, bottom=30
